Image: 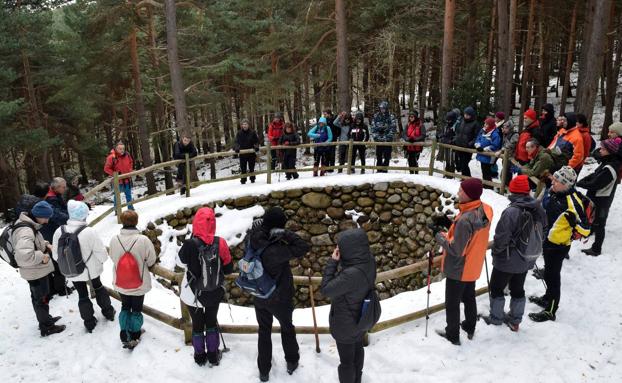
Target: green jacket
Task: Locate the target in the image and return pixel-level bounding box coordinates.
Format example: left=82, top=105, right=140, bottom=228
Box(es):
left=522, top=149, right=554, bottom=178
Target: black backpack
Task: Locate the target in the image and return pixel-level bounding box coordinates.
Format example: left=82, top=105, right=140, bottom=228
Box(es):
left=187, top=237, right=222, bottom=296
left=354, top=267, right=381, bottom=333
left=0, top=222, right=36, bottom=268
left=57, top=225, right=89, bottom=278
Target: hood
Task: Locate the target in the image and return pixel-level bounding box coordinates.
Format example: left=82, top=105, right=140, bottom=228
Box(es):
left=446, top=111, right=457, bottom=123
left=336, top=228, right=372, bottom=267
left=542, top=103, right=555, bottom=121
left=318, top=117, right=327, bottom=125
left=192, top=207, right=216, bottom=245
left=18, top=212, right=42, bottom=229
left=508, top=194, right=540, bottom=210
left=564, top=112, right=577, bottom=129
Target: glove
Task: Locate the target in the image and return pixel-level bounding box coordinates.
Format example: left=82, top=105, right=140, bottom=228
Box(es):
left=433, top=214, right=453, bottom=230
left=234, top=148, right=240, bottom=154
left=269, top=228, right=286, bottom=238
left=564, top=212, right=577, bottom=228
left=434, top=231, right=448, bottom=246
left=474, top=143, right=481, bottom=149
left=476, top=146, right=484, bottom=152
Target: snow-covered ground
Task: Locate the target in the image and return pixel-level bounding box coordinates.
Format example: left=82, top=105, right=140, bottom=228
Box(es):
left=1, top=169, right=621, bottom=382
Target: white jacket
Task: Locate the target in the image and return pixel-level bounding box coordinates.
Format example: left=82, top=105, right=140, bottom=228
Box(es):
left=108, top=228, right=157, bottom=296
left=51, top=220, right=109, bottom=282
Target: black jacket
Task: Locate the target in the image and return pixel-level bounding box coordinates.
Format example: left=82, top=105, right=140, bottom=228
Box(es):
left=14, top=194, right=41, bottom=218
left=577, top=155, right=620, bottom=209
left=173, top=141, right=198, bottom=177
left=279, top=131, right=300, bottom=157
left=348, top=122, right=370, bottom=142
left=491, top=195, right=546, bottom=274
left=539, top=104, right=557, bottom=147
left=40, top=193, right=68, bottom=242
left=234, top=128, right=259, bottom=154
left=321, top=228, right=376, bottom=344
left=454, top=117, right=480, bottom=148
left=250, top=227, right=310, bottom=306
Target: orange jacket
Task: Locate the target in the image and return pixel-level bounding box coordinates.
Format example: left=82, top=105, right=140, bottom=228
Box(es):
left=548, top=126, right=585, bottom=170
left=439, top=200, right=493, bottom=282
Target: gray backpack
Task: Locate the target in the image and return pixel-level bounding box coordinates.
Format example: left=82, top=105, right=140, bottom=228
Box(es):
left=512, top=208, right=543, bottom=262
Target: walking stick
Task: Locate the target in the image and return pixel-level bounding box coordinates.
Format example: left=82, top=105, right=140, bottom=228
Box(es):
left=484, top=256, right=491, bottom=298
left=307, top=269, right=321, bottom=353
left=216, top=321, right=230, bottom=352
left=425, top=250, right=434, bottom=337
left=534, top=263, right=547, bottom=289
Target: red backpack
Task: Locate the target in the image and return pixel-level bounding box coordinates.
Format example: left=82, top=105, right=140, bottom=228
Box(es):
left=115, top=237, right=144, bottom=289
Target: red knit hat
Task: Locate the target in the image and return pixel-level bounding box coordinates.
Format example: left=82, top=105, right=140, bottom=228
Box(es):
left=485, top=117, right=496, bottom=130
left=495, top=111, right=505, bottom=120
left=460, top=178, right=483, bottom=201
left=509, top=175, right=530, bottom=195
left=524, top=108, right=537, bottom=121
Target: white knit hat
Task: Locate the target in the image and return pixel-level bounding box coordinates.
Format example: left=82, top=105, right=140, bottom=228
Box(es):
left=68, top=200, right=89, bottom=222
left=608, top=122, right=622, bottom=137
left=553, top=166, right=577, bottom=188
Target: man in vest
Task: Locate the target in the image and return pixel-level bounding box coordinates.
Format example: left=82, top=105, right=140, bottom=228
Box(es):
left=434, top=178, right=493, bottom=345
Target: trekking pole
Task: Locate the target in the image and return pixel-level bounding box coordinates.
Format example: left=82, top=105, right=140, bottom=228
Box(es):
left=307, top=269, right=321, bottom=353
left=484, top=256, right=491, bottom=298
left=534, top=263, right=547, bottom=289
left=216, top=321, right=230, bottom=352
left=425, top=250, right=434, bottom=337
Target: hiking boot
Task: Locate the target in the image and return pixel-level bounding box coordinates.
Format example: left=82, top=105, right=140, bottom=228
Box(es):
left=85, top=317, right=98, bottom=333
left=208, top=350, right=222, bottom=367
left=460, top=321, right=475, bottom=339
left=51, top=316, right=62, bottom=324
left=259, top=373, right=269, bottom=382
left=435, top=329, right=460, bottom=346
left=194, top=353, right=208, bottom=366
left=286, top=361, right=299, bottom=375
left=104, top=308, right=116, bottom=322
left=41, top=324, right=66, bottom=337
left=122, top=339, right=140, bottom=350
left=503, top=316, right=520, bottom=332
left=581, top=248, right=600, bottom=257
left=529, top=310, right=556, bottom=322
left=180, top=187, right=186, bottom=196
left=480, top=315, right=501, bottom=326
left=528, top=295, right=549, bottom=309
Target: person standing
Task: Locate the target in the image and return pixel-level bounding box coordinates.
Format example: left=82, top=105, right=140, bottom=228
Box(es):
left=178, top=207, right=233, bottom=366
left=437, top=110, right=458, bottom=175
left=109, top=210, right=157, bottom=349
left=577, top=139, right=621, bottom=256
left=494, top=113, right=518, bottom=186
left=539, top=103, right=557, bottom=147
left=267, top=113, right=285, bottom=170
left=308, top=117, right=333, bottom=176
left=434, top=178, right=493, bottom=345
left=453, top=107, right=481, bottom=177
left=482, top=175, right=546, bottom=331
left=52, top=200, right=115, bottom=332
left=529, top=166, right=589, bottom=322
left=474, top=117, right=502, bottom=187
left=348, top=111, right=370, bottom=174
left=575, top=114, right=595, bottom=157
left=321, top=228, right=376, bottom=383
left=279, top=122, right=300, bottom=180
left=548, top=113, right=585, bottom=174
left=234, top=119, right=260, bottom=184
left=104, top=141, right=135, bottom=211
left=403, top=111, right=426, bottom=174
left=248, top=207, right=310, bottom=382
left=515, top=109, right=543, bottom=165
left=324, top=109, right=339, bottom=173
left=12, top=201, right=66, bottom=336
left=334, top=111, right=354, bottom=173
left=371, top=101, right=397, bottom=173
left=173, top=134, right=198, bottom=195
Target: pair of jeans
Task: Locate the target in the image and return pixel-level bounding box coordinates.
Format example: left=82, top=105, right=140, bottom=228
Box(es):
left=114, top=182, right=134, bottom=210
left=239, top=153, right=257, bottom=183
left=444, top=278, right=477, bottom=341
left=255, top=302, right=299, bottom=375
left=375, top=146, right=392, bottom=172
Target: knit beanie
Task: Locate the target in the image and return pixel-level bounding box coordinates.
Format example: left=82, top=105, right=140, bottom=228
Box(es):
left=509, top=175, right=531, bottom=195
left=68, top=200, right=89, bottom=222
left=553, top=166, right=577, bottom=188
left=31, top=201, right=54, bottom=219
left=318, top=117, right=327, bottom=124
left=524, top=108, right=537, bottom=122
left=608, top=122, right=622, bottom=137
left=484, top=117, right=496, bottom=130
left=463, top=106, right=476, bottom=118
left=460, top=178, right=483, bottom=201
left=601, top=138, right=620, bottom=155
left=495, top=112, right=505, bottom=120
left=262, top=207, right=287, bottom=230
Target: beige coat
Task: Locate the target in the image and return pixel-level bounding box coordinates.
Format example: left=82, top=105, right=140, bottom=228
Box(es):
left=12, top=213, right=54, bottom=281
left=108, top=228, right=157, bottom=296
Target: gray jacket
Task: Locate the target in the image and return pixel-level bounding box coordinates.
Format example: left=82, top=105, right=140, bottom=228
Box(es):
left=109, top=228, right=157, bottom=296
left=491, top=195, right=546, bottom=274
left=321, top=228, right=376, bottom=344
left=12, top=213, right=54, bottom=281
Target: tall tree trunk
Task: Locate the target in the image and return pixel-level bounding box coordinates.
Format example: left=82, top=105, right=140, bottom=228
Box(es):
left=574, top=0, right=613, bottom=124
left=129, top=27, right=156, bottom=194
left=465, top=0, right=478, bottom=67
left=164, top=0, right=190, bottom=137
left=497, top=0, right=510, bottom=114
left=560, top=2, right=578, bottom=115
left=429, top=47, right=442, bottom=121
left=485, top=1, right=496, bottom=110
left=312, top=65, right=322, bottom=119
left=535, top=0, right=549, bottom=113
left=363, top=56, right=371, bottom=117
left=518, top=0, right=537, bottom=130
left=418, top=46, right=429, bottom=118
left=440, top=0, right=456, bottom=110
left=335, top=0, right=350, bottom=112
left=603, top=3, right=621, bottom=134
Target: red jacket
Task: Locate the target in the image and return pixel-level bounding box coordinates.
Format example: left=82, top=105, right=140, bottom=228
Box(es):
left=267, top=120, right=284, bottom=146
left=578, top=126, right=593, bottom=157
left=515, top=121, right=541, bottom=163
left=104, top=149, right=134, bottom=184
left=405, top=120, right=424, bottom=152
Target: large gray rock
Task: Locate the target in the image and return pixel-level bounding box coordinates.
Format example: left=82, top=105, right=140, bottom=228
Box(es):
left=301, top=192, right=332, bottom=209
left=357, top=197, right=374, bottom=207
left=311, top=234, right=333, bottom=246
left=373, top=182, right=389, bottom=191
left=387, top=194, right=401, bottom=204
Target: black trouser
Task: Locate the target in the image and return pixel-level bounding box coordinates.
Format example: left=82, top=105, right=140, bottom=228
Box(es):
left=352, top=145, right=366, bottom=173
left=481, top=162, right=494, bottom=188
left=592, top=205, right=610, bottom=253
left=314, top=150, right=329, bottom=169
left=406, top=151, right=421, bottom=174
left=189, top=305, right=219, bottom=333
left=73, top=277, right=114, bottom=328
left=454, top=151, right=472, bottom=177
left=445, top=278, right=477, bottom=341
left=240, top=153, right=256, bottom=183
left=28, top=275, right=54, bottom=330
left=439, top=147, right=455, bottom=174
left=489, top=269, right=527, bottom=299
left=282, top=152, right=298, bottom=179
left=119, top=294, right=144, bottom=342
left=375, top=145, right=392, bottom=173
left=327, top=145, right=337, bottom=170
left=543, top=246, right=568, bottom=315
left=338, top=144, right=348, bottom=172
left=270, top=149, right=278, bottom=170
left=48, top=258, right=67, bottom=296
left=255, top=302, right=299, bottom=375
left=336, top=339, right=365, bottom=383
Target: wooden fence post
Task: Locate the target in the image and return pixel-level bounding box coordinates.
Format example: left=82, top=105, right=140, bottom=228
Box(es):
left=428, top=139, right=438, bottom=176
left=113, top=172, right=122, bottom=223
left=499, top=150, right=510, bottom=195
left=266, top=142, right=272, bottom=184
left=346, top=140, right=354, bottom=174
left=184, top=153, right=191, bottom=197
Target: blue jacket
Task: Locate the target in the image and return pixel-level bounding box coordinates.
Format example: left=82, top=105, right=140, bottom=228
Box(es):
left=474, top=127, right=501, bottom=164
left=371, top=112, right=397, bottom=142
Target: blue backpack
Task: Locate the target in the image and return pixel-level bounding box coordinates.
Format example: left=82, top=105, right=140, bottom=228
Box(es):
left=235, top=237, right=277, bottom=299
